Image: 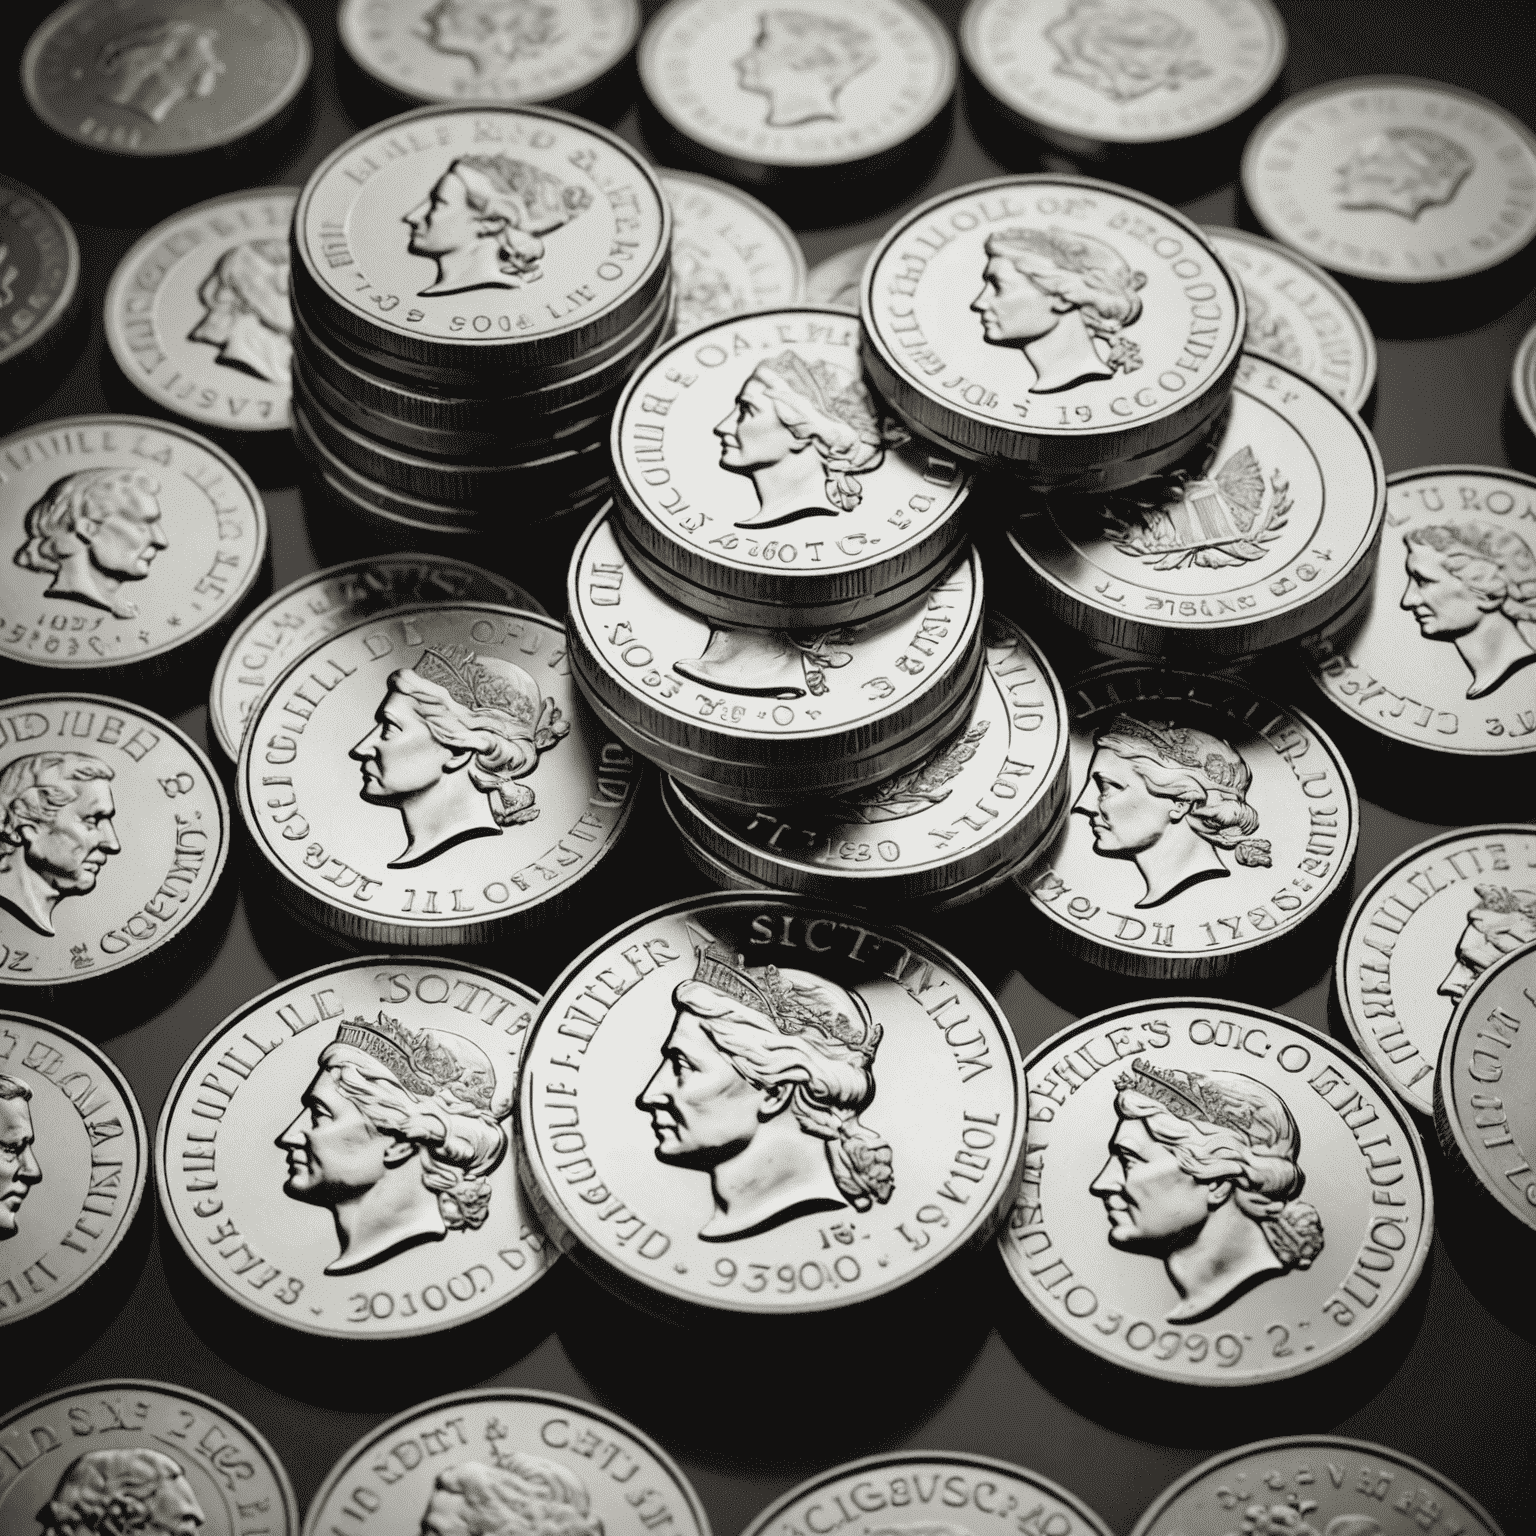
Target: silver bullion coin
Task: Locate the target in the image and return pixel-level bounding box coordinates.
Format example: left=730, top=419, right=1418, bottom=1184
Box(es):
left=157, top=956, right=553, bottom=1339
left=1303, top=466, right=1536, bottom=760
left=293, top=104, right=670, bottom=373
left=338, top=0, right=641, bottom=109
left=0, top=1380, right=298, bottom=1534
left=303, top=1388, right=709, bottom=1536
left=861, top=175, right=1245, bottom=470
left=1021, top=665, right=1358, bottom=980
left=0, top=414, right=268, bottom=680
left=209, top=555, right=544, bottom=762
left=1129, top=1437, right=1503, bottom=1536
left=612, top=306, right=973, bottom=626
left=661, top=170, right=807, bottom=337
left=0, top=1011, right=147, bottom=1326
left=1243, top=75, right=1536, bottom=284
left=236, top=603, right=639, bottom=947
left=1511, top=318, right=1536, bottom=443
left=960, top=0, right=1286, bottom=152
left=1002, top=1001, right=1432, bottom=1386
left=806, top=240, right=877, bottom=313
left=0, top=693, right=230, bottom=992
left=1336, top=825, right=1536, bottom=1119
left=23, top=0, right=311, bottom=158
left=1205, top=226, right=1377, bottom=411
left=517, top=893, right=1025, bottom=1314
left=1004, top=352, right=1385, bottom=662
left=0, top=176, right=79, bottom=374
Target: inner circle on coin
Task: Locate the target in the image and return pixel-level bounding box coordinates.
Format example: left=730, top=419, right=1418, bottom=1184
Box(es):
left=0, top=1013, right=146, bottom=1326
left=1002, top=1001, right=1432, bottom=1385
left=806, top=241, right=876, bottom=312
left=1243, top=76, right=1536, bottom=283
left=0, top=177, right=78, bottom=369
left=157, top=957, right=551, bottom=1339
left=518, top=894, right=1024, bottom=1314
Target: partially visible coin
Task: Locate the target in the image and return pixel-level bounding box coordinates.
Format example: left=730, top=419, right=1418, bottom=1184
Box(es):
left=806, top=240, right=876, bottom=312
left=1511, top=318, right=1536, bottom=443
left=1243, top=76, right=1536, bottom=284
left=0, top=1011, right=147, bottom=1327
left=0, top=1381, right=298, bottom=1533
left=0, top=176, right=79, bottom=378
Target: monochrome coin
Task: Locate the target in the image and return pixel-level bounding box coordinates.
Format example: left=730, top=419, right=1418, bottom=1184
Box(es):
left=517, top=894, right=1024, bottom=1314
left=0, top=176, right=78, bottom=375
left=806, top=240, right=876, bottom=312
left=1002, top=1002, right=1432, bottom=1385
left=1510, top=318, right=1536, bottom=444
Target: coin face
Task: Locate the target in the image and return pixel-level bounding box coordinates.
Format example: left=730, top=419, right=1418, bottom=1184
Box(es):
left=1005, top=353, right=1384, bottom=660
left=0, top=1380, right=298, bottom=1533
left=1243, top=75, right=1536, bottom=283
left=961, top=0, right=1286, bottom=149
left=339, top=0, right=640, bottom=108
left=23, top=0, right=311, bottom=158
left=0, top=177, right=78, bottom=371
left=1022, top=666, right=1357, bottom=978
left=237, top=603, right=638, bottom=947
left=1205, top=226, right=1376, bottom=411
left=0, top=694, right=230, bottom=991
left=861, top=176, right=1244, bottom=468
left=1129, top=1437, right=1503, bottom=1536
left=1002, top=1001, right=1432, bottom=1385
left=304, top=1388, right=708, bottom=1536
left=1514, top=320, right=1536, bottom=443
left=1304, top=466, right=1536, bottom=760
left=0, top=1012, right=147, bottom=1325
left=518, top=894, right=1024, bottom=1314
left=805, top=240, right=876, bottom=312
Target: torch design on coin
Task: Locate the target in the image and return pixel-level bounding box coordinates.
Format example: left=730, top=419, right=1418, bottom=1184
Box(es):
left=96, top=19, right=227, bottom=124
left=1045, top=1, right=1211, bottom=104
left=0, top=1074, right=41, bottom=1238
left=190, top=239, right=292, bottom=386
left=734, top=11, right=876, bottom=127
left=420, top=0, right=562, bottom=77
left=1438, top=884, right=1536, bottom=1008
left=1334, top=126, right=1474, bottom=220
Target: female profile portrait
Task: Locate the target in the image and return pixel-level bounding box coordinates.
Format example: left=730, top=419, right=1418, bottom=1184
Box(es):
left=1438, top=883, right=1536, bottom=1009
left=420, top=0, right=561, bottom=78
left=1335, top=126, right=1474, bottom=221
left=1072, top=714, right=1271, bottom=910
left=190, top=238, right=293, bottom=385
left=1091, top=1057, right=1325, bottom=1323
left=1400, top=521, right=1536, bottom=699
left=96, top=19, right=225, bottom=125
left=971, top=226, right=1146, bottom=394
left=351, top=643, right=569, bottom=869
left=636, top=937, right=894, bottom=1242
left=734, top=11, right=876, bottom=128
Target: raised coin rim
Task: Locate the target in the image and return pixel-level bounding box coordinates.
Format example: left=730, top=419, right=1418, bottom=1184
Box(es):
left=1511, top=319, right=1536, bottom=442
left=0, top=175, right=79, bottom=368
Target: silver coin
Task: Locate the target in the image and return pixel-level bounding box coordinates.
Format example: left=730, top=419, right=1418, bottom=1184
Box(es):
left=517, top=893, right=1025, bottom=1314
left=1510, top=318, right=1536, bottom=443
left=805, top=240, right=876, bottom=312
left=861, top=175, right=1245, bottom=471
left=303, top=1388, right=709, bottom=1536
left=0, top=1011, right=147, bottom=1327
left=0, top=693, right=230, bottom=992
left=612, top=306, right=974, bottom=626
left=1243, top=75, right=1536, bottom=284
left=105, top=188, right=298, bottom=434
left=0, top=176, right=79, bottom=374
left=237, top=603, right=639, bottom=947
left=1304, top=466, right=1536, bottom=760
left=1205, top=226, right=1377, bottom=411
left=1021, top=665, right=1358, bottom=979
left=1002, top=1001, right=1432, bottom=1385
left=1004, top=353, right=1385, bottom=662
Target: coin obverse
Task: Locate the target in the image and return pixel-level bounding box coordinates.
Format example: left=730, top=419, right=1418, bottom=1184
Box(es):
left=518, top=894, right=1025, bottom=1315
left=1513, top=319, right=1536, bottom=444
left=0, top=176, right=79, bottom=375
left=1023, top=666, right=1358, bottom=979
left=1002, top=1002, right=1432, bottom=1386
left=0, top=1011, right=147, bottom=1326
left=0, top=1380, right=298, bottom=1533
left=237, top=603, right=638, bottom=947
left=806, top=240, right=877, bottom=313
left=1128, top=1436, right=1503, bottom=1536
left=1243, top=75, right=1536, bottom=284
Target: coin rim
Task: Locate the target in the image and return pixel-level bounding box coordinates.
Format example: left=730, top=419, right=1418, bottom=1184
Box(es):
left=1511, top=319, right=1536, bottom=442
left=0, top=175, right=80, bottom=369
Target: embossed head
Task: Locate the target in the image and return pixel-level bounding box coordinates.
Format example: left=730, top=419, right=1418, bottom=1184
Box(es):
left=39, top=1450, right=205, bottom=1536
left=420, top=0, right=560, bottom=76
left=733, top=10, right=877, bottom=128
left=1045, top=0, right=1210, bottom=104
left=0, top=1076, right=40, bottom=1239
left=189, top=239, right=293, bottom=385
left=1439, top=885, right=1536, bottom=1005
left=97, top=20, right=225, bottom=126
left=1335, top=126, right=1475, bottom=220
left=419, top=1452, right=604, bottom=1536
left=0, top=752, right=120, bottom=929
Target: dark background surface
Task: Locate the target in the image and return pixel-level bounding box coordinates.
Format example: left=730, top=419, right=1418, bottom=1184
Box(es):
left=5, top=1, right=1536, bottom=1532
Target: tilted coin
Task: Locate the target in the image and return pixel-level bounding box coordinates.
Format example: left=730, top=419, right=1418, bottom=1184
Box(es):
left=1002, top=1001, right=1432, bottom=1385
left=1206, top=226, right=1377, bottom=411
left=861, top=176, right=1245, bottom=471
left=0, top=176, right=79, bottom=377
left=1022, top=665, right=1358, bottom=979
left=0, top=1011, right=147, bottom=1326
left=23, top=0, right=311, bottom=159
left=612, top=306, right=974, bottom=627
left=0, top=1380, right=297, bottom=1534
left=1004, top=352, right=1385, bottom=662
left=237, top=603, right=639, bottom=947
left=1243, top=76, right=1536, bottom=284
left=1336, top=825, right=1536, bottom=1118
left=303, top=1388, right=708, bottom=1536
left=1515, top=319, right=1536, bottom=444
left=105, top=188, right=298, bottom=434
left=806, top=240, right=876, bottom=312
left=1303, top=466, right=1536, bottom=761
left=157, top=957, right=552, bottom=1339
left=0, top=694, right=230, bottom=993
left=0, top=415, right=268, bottom=683
left=517, top=894, right=1025, bottom=1314
left=1129, top=1437, right=1502, bottom=1536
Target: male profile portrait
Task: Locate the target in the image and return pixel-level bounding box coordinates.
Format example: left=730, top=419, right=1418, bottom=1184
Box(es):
left=0, top=1074, right=41, bottom=1239
left=38, top=1449, right=204, bottom=1536
left=1046, top=0, right=1211, bottom=104
left=96, top=19, right=226, bottom=125
left=1438, top=883, right=1536, bottom=1009
left=419, top=0, right=560, bottom=77
left=420, top=1439, right=604, bottom=1536
left=1335, top=126, right=1474, bottom=220
left=734, top=11, right=876, bottom=128
left=189, top=239, right=293, bottom=385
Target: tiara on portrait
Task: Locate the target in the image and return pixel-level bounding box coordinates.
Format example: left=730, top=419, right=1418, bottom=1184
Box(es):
left=414, top=644, right=536, bottom=725
left=332, top=1012, right=494, bottom=1111
left=691, top=933, right=874, bottom=1051
left=1101, top=715, right=1244, bottom=791
left=1113, top=1057, right=1254, bottom=1140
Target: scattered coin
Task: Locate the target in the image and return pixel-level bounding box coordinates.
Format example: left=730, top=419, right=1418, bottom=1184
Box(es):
left=1510, top=318, right=1536, bottom=443
left=0, top=175, right=79, bottom=379
left=805, top=240, right=876, bottom=312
